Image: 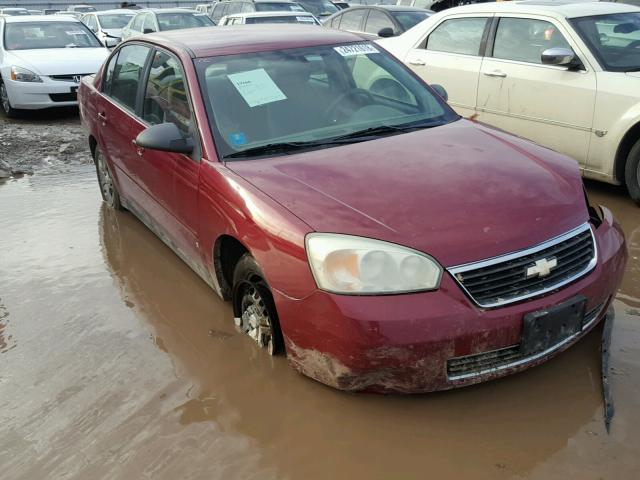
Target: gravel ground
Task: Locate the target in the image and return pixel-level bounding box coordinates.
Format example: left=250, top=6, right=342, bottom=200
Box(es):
left=0, top=108, right=92, bottom=178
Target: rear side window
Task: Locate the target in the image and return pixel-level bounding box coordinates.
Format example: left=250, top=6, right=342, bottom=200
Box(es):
left=339, top=9, right=366, bottom=31
left=142, top=50, right=194, bottom=135
left=364, top=10, right=394, bottom=35
left=492, top=18, right=572, bottom=64
left=211, top=4, right=228, bottom=22
left=426, top=17, right=488, bottom=55
left=109, top=44, right=150, bottom=112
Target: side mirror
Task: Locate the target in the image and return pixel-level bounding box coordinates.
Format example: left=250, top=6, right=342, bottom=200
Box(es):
left=541, top=48, right=577, bottom=67
left=378, top=27, right=395, bottom=38
left=143, top=27, right=154, bottom=34
left=104, top=37, right=119, bottom=48
left=431, top=84, right=448, bottom=102
left=135, top=123, right=194, bottom=155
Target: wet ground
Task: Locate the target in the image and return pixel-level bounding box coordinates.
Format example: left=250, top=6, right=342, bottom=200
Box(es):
left=0, top=110, right=639, bottom=479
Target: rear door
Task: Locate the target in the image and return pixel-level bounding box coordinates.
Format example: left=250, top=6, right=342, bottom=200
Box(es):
left=476, top=15, right=596, bottom=165
left=404, top=15, right=491, bottom=118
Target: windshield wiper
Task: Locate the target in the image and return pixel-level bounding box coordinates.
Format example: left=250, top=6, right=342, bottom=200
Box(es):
left=223, top=121, right=445, bottom=160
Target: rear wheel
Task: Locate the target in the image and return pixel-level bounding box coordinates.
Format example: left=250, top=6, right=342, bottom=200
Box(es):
left=94, top=146, right=123, bottom=210
left=0, top=79, right=19, bottom=118
left=232, top=254, right=284, bottom=355
left=626, top=140, right=640, bottom=206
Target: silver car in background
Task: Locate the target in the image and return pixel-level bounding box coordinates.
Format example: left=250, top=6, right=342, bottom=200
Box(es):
left=81, top=9, right=135, bottom=47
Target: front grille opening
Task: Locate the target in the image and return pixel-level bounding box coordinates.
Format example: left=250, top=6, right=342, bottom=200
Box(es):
left=49, top=93, right=77, bottom=102
left=450, top=225, right=596, bottom=308
left=447, top=302, right=604, bottom=380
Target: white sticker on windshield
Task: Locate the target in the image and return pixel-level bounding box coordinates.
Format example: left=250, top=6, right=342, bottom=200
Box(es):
left=66, top=30, right=88, bottom=35
left=296, top=16, right=315, bottom=22
left=227, top=68, right=286, bottom=108
left=334, top=44, right=379, bottom=57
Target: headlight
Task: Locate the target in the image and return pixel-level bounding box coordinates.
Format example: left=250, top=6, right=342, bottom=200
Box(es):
left=10, top=66, right=43, bottom=83
left=306, top=233, right=442, bottom=294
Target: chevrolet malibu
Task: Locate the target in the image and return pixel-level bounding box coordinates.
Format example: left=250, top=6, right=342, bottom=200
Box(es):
left=0, top=15, right=109, bottom=117
left=79, top=26, right=627, bottom=393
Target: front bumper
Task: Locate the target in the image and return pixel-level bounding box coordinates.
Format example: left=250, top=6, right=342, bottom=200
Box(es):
left=3, top=76, right=81, bottom=109
left=274, top=208, right=627, bottom=393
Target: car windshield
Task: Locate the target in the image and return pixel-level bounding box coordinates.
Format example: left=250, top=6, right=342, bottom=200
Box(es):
left=294, top=0, right=338, bottom=17
left=391, top=11, right=430, bottom=31
left=246, top=15, right=318, bottom=24
left=255, top=3, right=307, bottom=12
left=571, top=12, right=640, bottom=72
left=3, top=22, right=103, bottom=50
left=99, top=14, right=135, bottom=29
left=157, top=12, right=214, bottom=30
left=196, top=42, right=457, bottom=160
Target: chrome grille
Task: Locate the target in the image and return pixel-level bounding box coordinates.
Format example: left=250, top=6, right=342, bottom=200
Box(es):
left=447, top=302, right=605, bottom=380
left=49, top=74, right=90, bottom=82
left=449, top=224, right=596, bottom=308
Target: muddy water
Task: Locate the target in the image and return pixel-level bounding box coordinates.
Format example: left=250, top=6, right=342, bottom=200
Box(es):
left=1, top=166, right=639, bottom=479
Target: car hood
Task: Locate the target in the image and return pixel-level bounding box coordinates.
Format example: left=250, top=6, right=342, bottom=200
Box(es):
left=102, top=28, right=123, bottom=38
left=6, top=48, right=109, bottom=76
left=227, top=120, right=588, bottom=267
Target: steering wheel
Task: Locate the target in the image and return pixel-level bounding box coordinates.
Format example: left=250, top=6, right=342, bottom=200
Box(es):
left=323, top=88, right=376, bottom=124
left=626, top=39, right=640, bottom=50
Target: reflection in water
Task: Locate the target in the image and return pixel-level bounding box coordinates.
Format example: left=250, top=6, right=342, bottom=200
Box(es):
left=98, top=198, right=631, bottom=479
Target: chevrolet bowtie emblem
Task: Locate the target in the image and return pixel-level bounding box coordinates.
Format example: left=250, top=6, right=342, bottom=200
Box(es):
left=526, top=257, right=558, bottom=279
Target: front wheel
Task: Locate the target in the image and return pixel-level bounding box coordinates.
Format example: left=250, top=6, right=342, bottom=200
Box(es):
left=94, top=146, right=123, bottom=210
left=232, top=254, right=284, bottom=355
left=0, top=79, right=19, bottom=118
left=626, top=140, right=640, bottom=206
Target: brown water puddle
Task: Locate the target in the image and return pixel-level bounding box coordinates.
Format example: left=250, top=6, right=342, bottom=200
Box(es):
left=0, top=169, right=638, bottom=479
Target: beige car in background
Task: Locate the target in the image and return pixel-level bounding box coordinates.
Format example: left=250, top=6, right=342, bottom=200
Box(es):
left=379, top=1, right=640, bottom=204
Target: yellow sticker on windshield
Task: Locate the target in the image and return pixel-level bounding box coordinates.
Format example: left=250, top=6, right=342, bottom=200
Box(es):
left=227, top=68, right=287, bottom=108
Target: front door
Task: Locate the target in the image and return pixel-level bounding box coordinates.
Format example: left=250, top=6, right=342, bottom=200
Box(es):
left=404, top=16, right=491, bottom=118
left=476, top=16, right=597, bottom=166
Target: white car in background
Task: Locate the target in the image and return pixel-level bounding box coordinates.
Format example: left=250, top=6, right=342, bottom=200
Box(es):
left=379, top=0, right=640, bottom=204
left=81, top=9, right=136, bottom=47
left=66, top=5, right=97, bottom=19
left=0, top=15, right=109, bottom=117
left=0, top=8, right=30, bottom=16
left=120, top=8, right=215, bottom=41
left=218, top=11, right=321, bottom=25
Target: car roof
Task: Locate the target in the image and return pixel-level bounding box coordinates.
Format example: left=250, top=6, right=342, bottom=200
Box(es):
left=142, top=24, right=365, bottom=57
left=3, top=14, right=80, bottom=23
left=444, top=0, right=640, bottom=19
left=96, top=9, right=136, bottom=15
left=349, top=5, right=431, bottom=12
left=231, top=11, right=315, bottom=17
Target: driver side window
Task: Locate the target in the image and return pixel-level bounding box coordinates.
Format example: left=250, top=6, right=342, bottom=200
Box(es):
left=492, top=18, right=572, bottom=64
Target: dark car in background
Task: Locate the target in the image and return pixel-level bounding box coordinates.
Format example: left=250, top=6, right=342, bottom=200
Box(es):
left=325, top=5, right=432, bottom=38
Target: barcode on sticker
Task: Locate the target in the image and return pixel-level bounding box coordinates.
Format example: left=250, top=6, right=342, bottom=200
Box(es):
left=334, top=44, right=379, bottom=57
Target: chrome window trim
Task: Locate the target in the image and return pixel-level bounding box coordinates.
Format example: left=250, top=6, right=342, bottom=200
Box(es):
left=447, top=301, right=606, bottom=381
left=448, top=223, right=597, bottom=309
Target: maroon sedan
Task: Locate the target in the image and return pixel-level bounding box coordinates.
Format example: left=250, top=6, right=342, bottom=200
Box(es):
left=79, top=25, right=627, bottom=393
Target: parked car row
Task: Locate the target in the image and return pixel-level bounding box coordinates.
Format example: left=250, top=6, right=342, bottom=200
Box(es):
left=78, top=20, right=627, bottom=393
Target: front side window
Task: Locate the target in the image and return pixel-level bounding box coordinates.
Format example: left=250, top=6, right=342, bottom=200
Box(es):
left=143, top=50, right=193, bottom=134
left=3, top=22, right=103, bottom=50
left=157, top=13, right=214, bottom=31
left=426, top=17, right=488, bottom=55
left=364, top=10, right=394, bottom=35
left=195, top=42, right=457, bottom=160
left=109, top=45, right=150, bottom=112
left=571, top=12, right=640, bottom=72
left=493, top=18, right=572, bottom=64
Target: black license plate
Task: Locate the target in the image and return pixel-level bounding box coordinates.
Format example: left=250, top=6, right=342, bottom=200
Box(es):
left=521, top=296, right=587, bottom=356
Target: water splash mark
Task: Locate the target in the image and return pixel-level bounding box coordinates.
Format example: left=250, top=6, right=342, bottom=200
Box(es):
left=0, top=299, right=16, bottom=354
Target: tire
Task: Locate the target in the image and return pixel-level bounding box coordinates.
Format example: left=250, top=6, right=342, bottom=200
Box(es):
left=626, top=140, right=640, bottom=206
left=232, top=253, right=284, bottom=355
left=94, top=146, right=123, bottom=210
left=0, top=79, right=19, bottom=118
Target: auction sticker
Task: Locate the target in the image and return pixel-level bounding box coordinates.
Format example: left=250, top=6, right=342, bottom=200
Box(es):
left=334, top=44, right=379, bottom=57
left=227, top=68, right=287, bottom=108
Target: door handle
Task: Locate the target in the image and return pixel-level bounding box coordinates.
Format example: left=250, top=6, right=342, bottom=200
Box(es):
left=484, top=71, right=507, bottom=78
left=408, top=59, right=426, bottom=66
